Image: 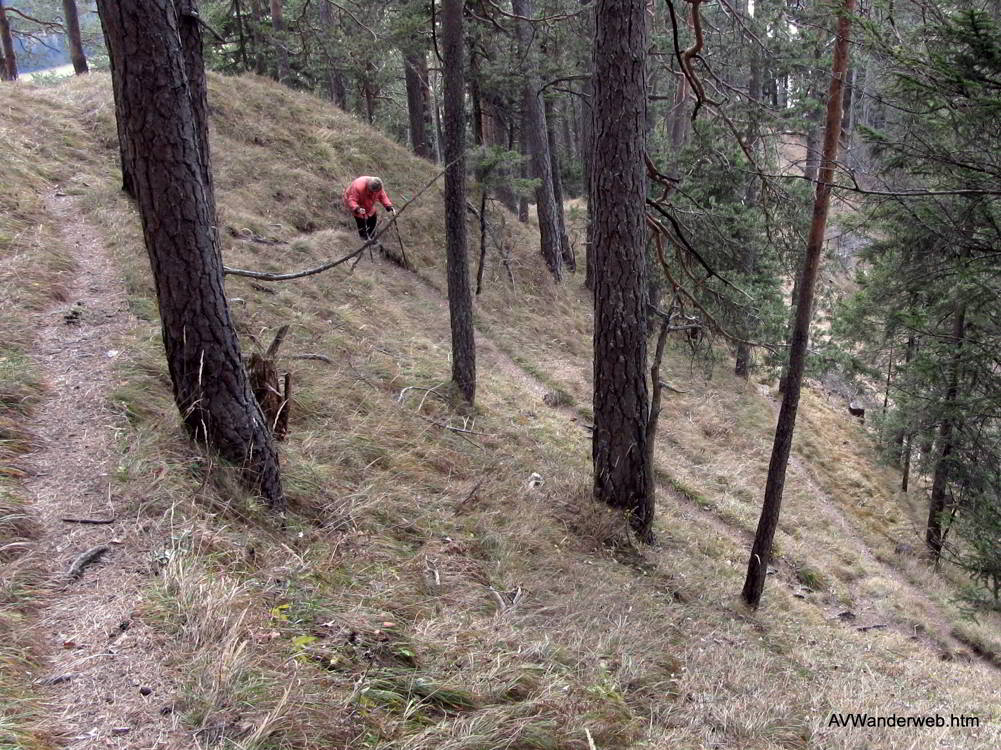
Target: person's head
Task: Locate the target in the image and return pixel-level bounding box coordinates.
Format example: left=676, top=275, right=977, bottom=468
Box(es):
left=367, top=177, right=383, bottom=193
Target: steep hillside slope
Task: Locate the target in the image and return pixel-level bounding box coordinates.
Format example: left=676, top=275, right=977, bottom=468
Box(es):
left=1, top=73, right=997, bottom=750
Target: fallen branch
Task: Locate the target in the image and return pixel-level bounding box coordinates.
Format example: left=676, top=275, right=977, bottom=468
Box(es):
left=67, top=545, right=110, bottom=580
left=61, top=517, right=115, bottom=525
left=286, top=353, right=333, bottom=364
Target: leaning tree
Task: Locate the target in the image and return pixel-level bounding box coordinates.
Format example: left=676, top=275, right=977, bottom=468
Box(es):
left=96, top=0, right=285, bottom=508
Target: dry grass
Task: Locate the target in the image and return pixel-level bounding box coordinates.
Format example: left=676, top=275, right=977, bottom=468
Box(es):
left=2, top=71, right=999, bottom=750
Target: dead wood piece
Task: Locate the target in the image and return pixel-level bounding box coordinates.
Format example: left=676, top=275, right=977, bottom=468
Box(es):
left=61, top=516, right=116, bottom=525
left=857, top=624, right=888, bottom=632
left=68, top=545, right=111, bottom=580
left=287, top=353, right=333, bottom=364
left=250, top=282, right=277, bottom=295
left=249, top=352, right=290, bottom=441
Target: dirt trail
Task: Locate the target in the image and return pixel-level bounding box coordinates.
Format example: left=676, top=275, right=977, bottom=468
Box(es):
left=23, top=193, right=189, bottom=749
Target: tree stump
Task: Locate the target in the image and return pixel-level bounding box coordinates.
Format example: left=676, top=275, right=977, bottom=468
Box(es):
left=249, top=326, right=291, bottom=441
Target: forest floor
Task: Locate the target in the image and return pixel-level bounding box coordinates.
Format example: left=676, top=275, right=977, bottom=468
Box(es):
left=2, top=73, right=999, bottom=750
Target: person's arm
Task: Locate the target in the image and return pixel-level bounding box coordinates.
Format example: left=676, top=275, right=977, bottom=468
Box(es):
left=377, top=188, right=393, bottom=210
left=345, top=184, right=366, bottom=215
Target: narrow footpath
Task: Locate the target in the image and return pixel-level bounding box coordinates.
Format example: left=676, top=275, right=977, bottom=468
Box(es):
left=23, top=193, right=189, bottom=749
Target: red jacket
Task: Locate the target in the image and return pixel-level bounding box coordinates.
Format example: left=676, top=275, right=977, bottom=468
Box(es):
left=343, top=176, right=393, bottom=217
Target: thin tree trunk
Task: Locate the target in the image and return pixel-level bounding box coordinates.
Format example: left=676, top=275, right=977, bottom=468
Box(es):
left=545, top=97, right=574, bottom=271
left=901, top=433, right=913, bottom=492
left=318, top=0, right=347, bottom=107
left=581, top=0, right=596, bottom=290
left=62, top=0, right=89, bottom=74
left=404, top=48, right=433, bottom=158
left=926, top=303, right=966, bottom=557
left=735, top=8, right=761, bottom=379
left=270, top=0, right=289, bottom=83
left=512, top=0, right=563, bottom=281
left=96, top=0, right=285, bottom=508
left=0, top=0, right=17, bottom=81
left=233, top=0, right=250, bottom=71
left=592, top=0, right=652, bottom=541
left=442, top=0, right=475, bottom=404
left=742, top=0, right=855, bottom=609
left=517, top=114, right=530, bottom=222
left=249, top=0, right=268, bottom=75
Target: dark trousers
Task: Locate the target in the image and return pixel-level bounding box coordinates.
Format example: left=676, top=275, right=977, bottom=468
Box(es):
left=355, top=214, right=377, bottom=240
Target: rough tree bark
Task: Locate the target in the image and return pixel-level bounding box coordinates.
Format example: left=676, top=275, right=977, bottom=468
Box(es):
left=926, top=302, right=966, bottom=557
left=95, top=0, right=285, bottom=509
left=592, top=0, right=652, bottom=541
left=742, top=0, right=855, bottom=608
left=511, top=0, right=564, bottom=281
left=62, top=0, right=89, bottom=74
left=0, top=0, right=17, bottom=81
left=581, top=0, right=596, bottom=290
left=442, top=0, right=476, bottom=405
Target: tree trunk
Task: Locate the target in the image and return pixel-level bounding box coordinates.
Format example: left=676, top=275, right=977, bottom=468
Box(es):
left=545, top=97, right=574, bottom=271
left=249, top=0, right=268, bottom=75
left=901, top=433, right=912, bottom=492
left=442, top=0, right=475, bottom=405
left=233, top=0, right=250, bottom=70
left=270, top=0, right=289, bottom=83
left=95, top=3, right=134, bottom=195
left=404, top=47, right=433, bottom=158
left=592, top=0, right=652, bottom=542
left=742, top=0, right=855, bottom=608
left=62, top=0, right=90, bottom=74
left=580, top=0, right=596, bottom=290
left=95, top=0, right=285, bottom=509
left=735, top=10, right=761, bottom=379
left=926, top=302, right=966, bottom=557
left=318, top=1, right=347, bottom=108
left=512, top=0, right=564, bottom=281
left=0, top=1, right=17, bottom=81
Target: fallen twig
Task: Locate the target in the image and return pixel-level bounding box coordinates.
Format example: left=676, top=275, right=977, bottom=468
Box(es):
left=61, top=517, right=115, bottom=525
left=286, top=353, right=334, bottom=364
left=67, top=545, right=111, bottom=580
left=456, top=479, right=485, bottom=509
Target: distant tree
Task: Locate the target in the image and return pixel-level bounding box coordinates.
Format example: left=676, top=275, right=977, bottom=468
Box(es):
left=511, top=0, right=568, bottom=281
left=403, top=47, right=432, bottom=157
left=62, top=0, right=89, bottom=74
left=0, top=0, right=17, bottom=81
left=442, top=0, right=475, bottom=405
left=742, top=0, right=855, bottom=608
left=269, top=0, right=289, bottom=83
left=95, top=0, right=286, bottom=509
left=591, top=0, right=653, bottom=541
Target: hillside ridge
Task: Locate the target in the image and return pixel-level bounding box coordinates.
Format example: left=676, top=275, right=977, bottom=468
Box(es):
left=0, top=72, right=997, bottom=750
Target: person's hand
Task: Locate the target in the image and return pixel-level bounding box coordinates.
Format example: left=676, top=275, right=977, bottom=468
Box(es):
left=355, top=207, right=367, bottom=217
left=386, top=205, right=396, bottom=214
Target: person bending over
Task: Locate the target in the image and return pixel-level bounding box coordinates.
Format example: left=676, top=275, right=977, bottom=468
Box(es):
left=343, top=176, right=395, bottom=240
